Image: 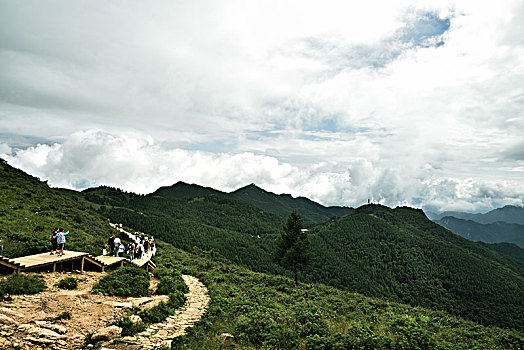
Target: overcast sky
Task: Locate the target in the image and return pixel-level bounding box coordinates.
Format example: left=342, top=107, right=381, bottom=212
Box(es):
left=1, top=0, right=523, bottom=212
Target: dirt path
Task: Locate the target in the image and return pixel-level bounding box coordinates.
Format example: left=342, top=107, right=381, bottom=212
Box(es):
left=114, top=274, right=210, bottom=349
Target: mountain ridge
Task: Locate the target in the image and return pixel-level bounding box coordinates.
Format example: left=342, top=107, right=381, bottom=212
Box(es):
left=151, top=181, right=352, bottom=225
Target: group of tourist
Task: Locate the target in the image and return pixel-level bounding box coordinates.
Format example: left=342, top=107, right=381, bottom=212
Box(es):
left=102, top=232, right=155, bottom=260
left=49, top=228, right=69, bottom=256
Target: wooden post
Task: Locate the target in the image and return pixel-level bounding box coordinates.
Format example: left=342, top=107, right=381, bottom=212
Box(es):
left=53, top=263, right=56, bottom=272
left=81, top=257, right=85, bottom=273
left=102, top=266, right=105, bottom=273
left=71, top=259, right=74, bottom=271
left=120, top=261, right=124, bottom=268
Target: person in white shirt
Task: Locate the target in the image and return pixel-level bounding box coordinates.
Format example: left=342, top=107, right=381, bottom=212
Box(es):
left=113, top=236, right=122, bottom=257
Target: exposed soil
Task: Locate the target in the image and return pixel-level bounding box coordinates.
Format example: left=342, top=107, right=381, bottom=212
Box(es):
left=0, top=271, right=165, bottom=350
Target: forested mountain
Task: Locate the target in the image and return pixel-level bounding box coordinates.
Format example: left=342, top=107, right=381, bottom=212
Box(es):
left=480, top=242, right=524, bottom=262
left=0, top=160, right=111, bottom=258
left=229, top=183, right=351, bottom=225
left=152, top=181, right=225, bottom=199
left=72, top=186, right=524, bottom=329
left=427, top=205, right=524, bottom=224
left=150, top=181, right=351, bottom=225
left=436, top=216, right=524, bottom=248
left=306, top=205, right=524, bottom=329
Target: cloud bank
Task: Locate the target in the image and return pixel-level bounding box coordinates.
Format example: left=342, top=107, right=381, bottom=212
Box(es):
left=3, top=130, right=522, bottom=212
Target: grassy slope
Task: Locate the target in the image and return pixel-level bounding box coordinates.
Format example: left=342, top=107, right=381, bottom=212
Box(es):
left=0, top=160, right=113, bottom=257
left=155, top=242, right=524, bottom=349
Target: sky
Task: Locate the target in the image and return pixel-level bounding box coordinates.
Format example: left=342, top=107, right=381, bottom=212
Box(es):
left=1, top=0, right=523, bottom=213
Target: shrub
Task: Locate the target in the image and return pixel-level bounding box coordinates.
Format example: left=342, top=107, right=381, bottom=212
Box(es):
left=139, top=301, right=173, bottom=324
left=155, top=272, right=189, bottom=295
left=112, top=317, right=146, bottom=336
left=0, top=274, right=47, bottom=295
left=92, top=266, right=149, bottom=297
left=234, top=309, right=279, bottom=346
left=139, top=290, right=186, bottom=324
left=55, top=277, right=78, bottom=290
left=56, top=311, right=72, bottom=320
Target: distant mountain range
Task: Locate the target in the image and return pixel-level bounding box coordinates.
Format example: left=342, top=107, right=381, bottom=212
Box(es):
left=153, top=181, right=352, bottom=225
left=426, top=206, right=524, bottom=249
left=426, top=205, right=524, bottom=224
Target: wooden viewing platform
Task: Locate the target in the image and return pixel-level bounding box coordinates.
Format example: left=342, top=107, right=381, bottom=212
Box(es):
left=0, top=251, right=96, bottom=273
left=0, top=250, right=155, bottom=273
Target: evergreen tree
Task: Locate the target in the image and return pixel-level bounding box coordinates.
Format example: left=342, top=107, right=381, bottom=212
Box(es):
left=274, top=210, right=313, bottom=284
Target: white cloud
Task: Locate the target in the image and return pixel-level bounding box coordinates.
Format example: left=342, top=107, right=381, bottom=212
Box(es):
left=1, top=1, right=523, bottom=212
left=4, top=130, right=522, bottom=212
left=0, top=143, right=11, bottom=156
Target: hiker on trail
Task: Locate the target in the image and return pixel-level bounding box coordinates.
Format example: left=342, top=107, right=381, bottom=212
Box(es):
left=49, top=228, right=59, bottom=255
left=118, top=243, right=125, bottom=257
left=103, top=244, right=109, bottom=256
left=150, top=238, right=155, bottom=256
left=0, top=237, right=3, bottom=256
left=108, top=235, right=115, bottom=255
left=114, top=235, right=122, bottom=257
left=136, top=242, right=144, bottom=259
left=127, top=242, right=135, bottom=260
left=144, top=239, right=149, bottom=255
left=56, top=228, right=69, bottom=256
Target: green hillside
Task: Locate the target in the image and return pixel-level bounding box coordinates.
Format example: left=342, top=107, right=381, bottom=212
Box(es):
left=157, top=242, right=524, bottom=349
left=307, top=205, right=524, bottom=329
left=437, top=216, right=524, bottom=248
left=0, top=159, right=112, bottom=258
left=72, top=186, right=524, bottom=329
left=480, top=242, right=524, bottom=262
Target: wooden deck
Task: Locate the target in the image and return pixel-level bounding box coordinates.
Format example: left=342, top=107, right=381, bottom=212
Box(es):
left=0, top=250, right=93, bottom=273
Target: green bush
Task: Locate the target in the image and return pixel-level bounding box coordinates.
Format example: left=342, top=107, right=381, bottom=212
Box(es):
left=139, top=300, right=173, bottom=324
left=139, top=290, right=186, bottom=324
left=235, top=309, right=279, bottom=346
left=0, top=274, right=47, bottom=295
left=55, top=311, right=72, bottom=320
left=112, top=317, right=146, bottom=336
left=155, top=271, right=188, bottom=295
left=91, top=266, right=149, bottom=297
left=55, top=277, right=78, bottom=290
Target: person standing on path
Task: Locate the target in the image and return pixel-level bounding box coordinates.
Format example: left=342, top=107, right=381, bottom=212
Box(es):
left=56, top=228, right=69, bottom=256
left=136, top=242, right=144, bottom=259
left=127, top=242, right=134, bottom=260
left=49, top=228, right=59, bottom=255
left=108, top=235, right=115, bottom=256
left=114, top=235, right=122, bottom=257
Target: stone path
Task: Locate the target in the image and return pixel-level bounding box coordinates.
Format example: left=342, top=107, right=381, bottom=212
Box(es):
left=118, top=274, right=210, bottom=349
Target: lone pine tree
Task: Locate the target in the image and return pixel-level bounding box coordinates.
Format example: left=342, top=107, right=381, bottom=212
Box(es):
left=273, top=210, right=313, bottom=284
